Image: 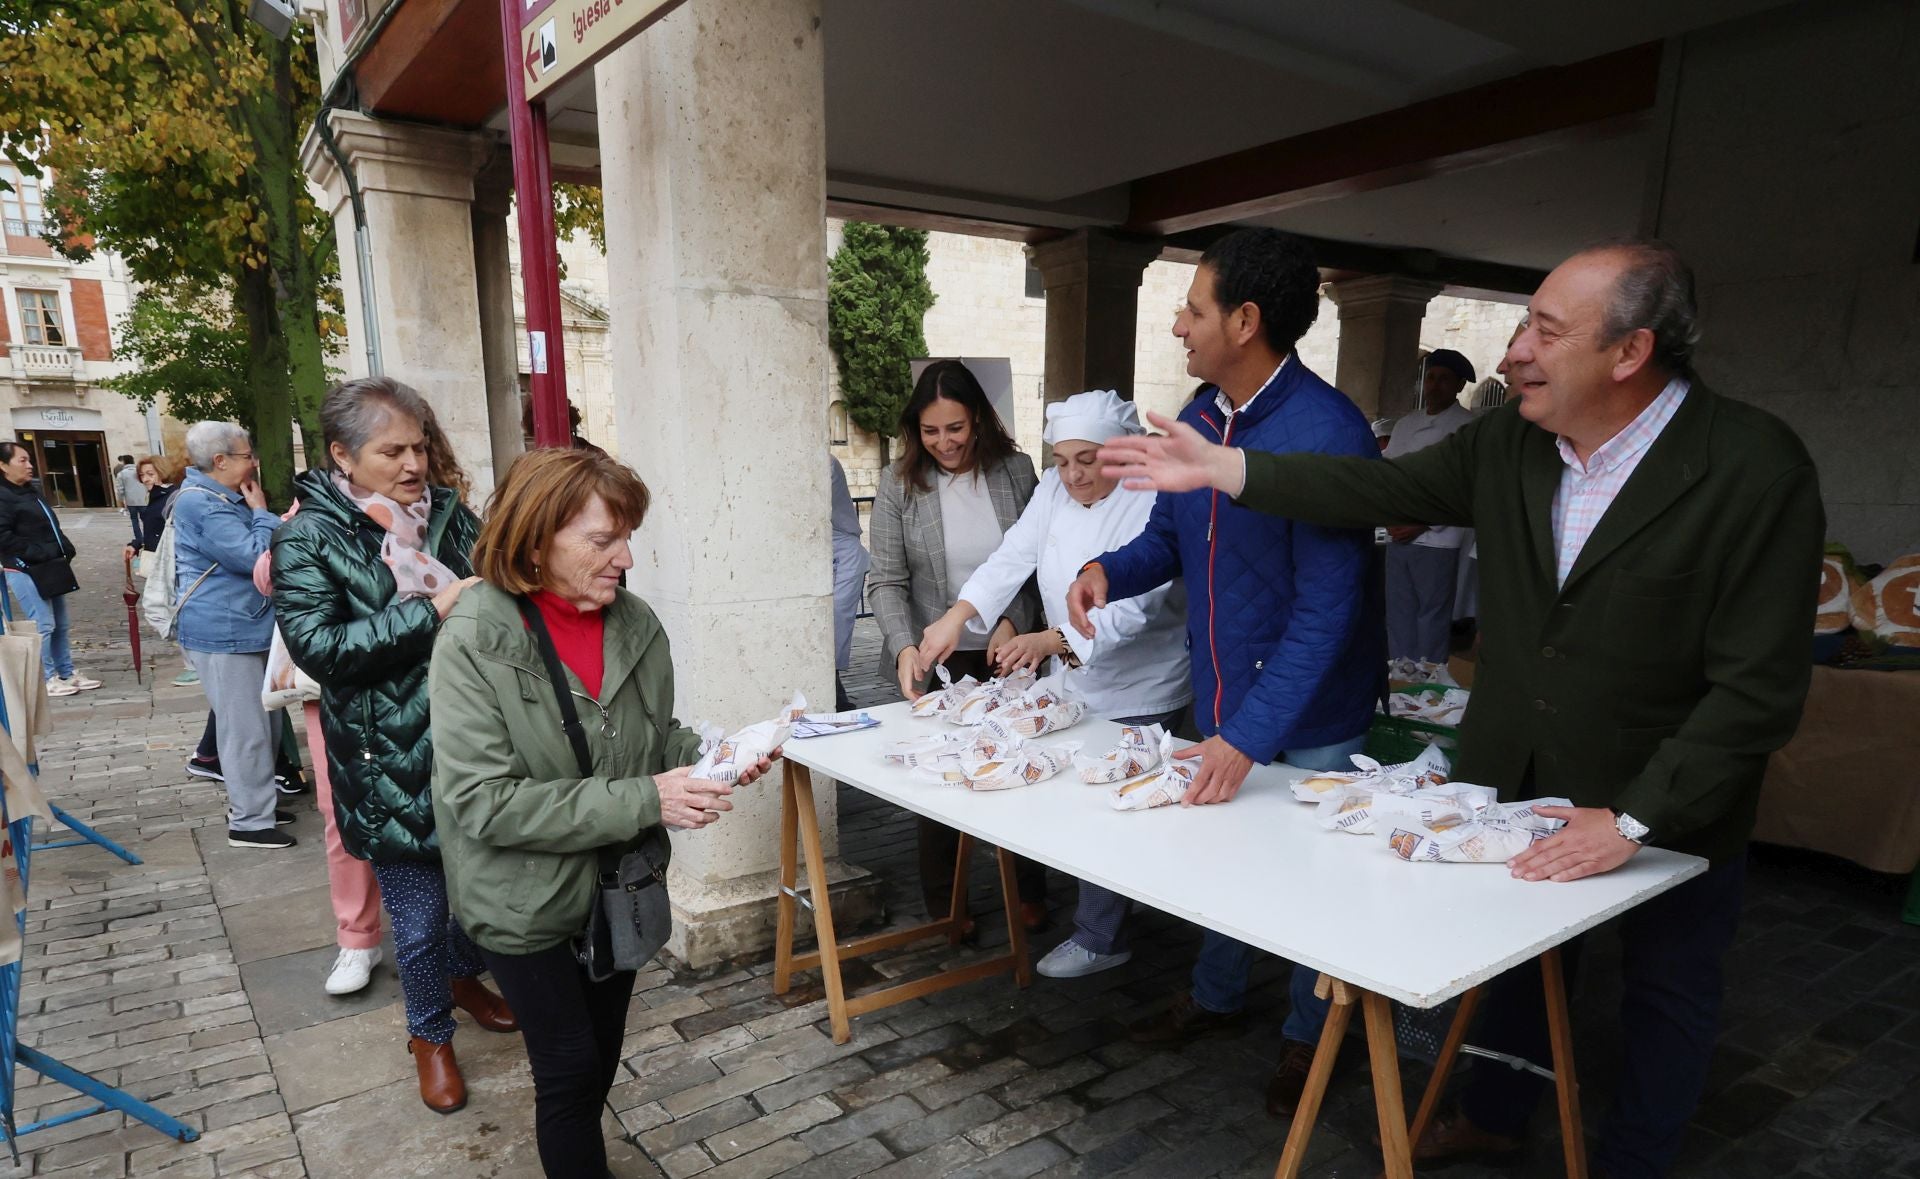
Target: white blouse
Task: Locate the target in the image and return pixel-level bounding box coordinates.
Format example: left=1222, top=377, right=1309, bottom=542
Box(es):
left=956, top=469, right=1191, bottom=718
left=937, top=469, right=1002, bottom=650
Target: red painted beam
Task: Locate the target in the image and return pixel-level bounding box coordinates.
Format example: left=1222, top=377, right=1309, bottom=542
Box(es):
left=1127, top=43, right=1662, bottom=236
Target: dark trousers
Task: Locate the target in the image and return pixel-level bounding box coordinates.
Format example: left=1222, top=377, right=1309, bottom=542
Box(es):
left=1462, top=854, right=1747, bottom=1179
left=480, top=940, right=637, bottom=1179
left=197, top=711, right=302, bottom=775
left=915, top=647, right=1048, bottom=916
left=127, top=508, right=145, bottom=550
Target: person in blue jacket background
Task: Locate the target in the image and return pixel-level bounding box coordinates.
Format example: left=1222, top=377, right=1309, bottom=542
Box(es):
left=1067, top=227, right=1383, bottom=1117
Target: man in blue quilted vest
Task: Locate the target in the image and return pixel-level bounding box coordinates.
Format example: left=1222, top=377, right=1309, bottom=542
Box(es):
left=1069, top=227, right=1384, bottom=1115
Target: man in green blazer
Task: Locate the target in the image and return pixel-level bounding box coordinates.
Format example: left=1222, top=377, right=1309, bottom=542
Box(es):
left=1079, top=241, right=1824, bottom=1178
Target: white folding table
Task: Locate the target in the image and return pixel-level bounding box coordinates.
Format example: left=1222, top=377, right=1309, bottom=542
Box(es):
left=773, top=702, right=1705, bottom=1178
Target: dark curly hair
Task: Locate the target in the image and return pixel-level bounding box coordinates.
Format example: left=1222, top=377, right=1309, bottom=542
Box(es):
left=1198, top=228, right=1321, bottom=356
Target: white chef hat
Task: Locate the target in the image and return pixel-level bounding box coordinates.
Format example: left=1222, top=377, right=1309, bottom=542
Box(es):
left=1042, top=390, right=1142, bottom=447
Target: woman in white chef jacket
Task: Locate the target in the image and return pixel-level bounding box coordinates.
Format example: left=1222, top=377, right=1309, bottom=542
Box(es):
left=915, top=389, right=1191, bottom=979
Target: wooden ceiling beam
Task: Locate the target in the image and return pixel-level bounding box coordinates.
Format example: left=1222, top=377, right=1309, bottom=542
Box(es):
left=1127, top=42, right=1663, bottom=236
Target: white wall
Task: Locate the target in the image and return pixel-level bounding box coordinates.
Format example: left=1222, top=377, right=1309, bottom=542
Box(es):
left=1655, top=0, right=1920, bottom=562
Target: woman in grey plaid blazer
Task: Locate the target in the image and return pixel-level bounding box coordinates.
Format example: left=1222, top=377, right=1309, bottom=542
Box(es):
left=867, top=361, right=1049, bottom=929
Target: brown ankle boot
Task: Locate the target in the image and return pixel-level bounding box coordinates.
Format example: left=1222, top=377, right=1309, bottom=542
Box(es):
left=451, top=976, right=519, bottom=1033
left=408, top=1037, right=466, bottom=1114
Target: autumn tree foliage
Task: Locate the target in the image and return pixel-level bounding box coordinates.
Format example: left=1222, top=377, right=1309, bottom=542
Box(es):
left=0, top=1, right=340, bottom=499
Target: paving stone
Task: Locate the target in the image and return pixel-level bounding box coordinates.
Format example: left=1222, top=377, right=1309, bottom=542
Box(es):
left=878, top=1093, right=1005, bottom=1156
left=662, top=1057, right=798, bottom=1119
left=1053, top=1093, right=1174, bottom=1154
left=700, top=1137, right=813, bottom=1179
left=798, top=1093, right=923, bottom=1155
left=754, top=1057, right=875, bottom=1113
left=1033, top=1129, right=1159, bottom=1177
left=772, top=1137, right=897, bottom=1179
left=916, top=1055, right=1030, bottom=1110
left=865, top=1137, right=987, bottom=1179
left=1081, top=1052, right=1194, bottom=1103
left=638, top=1095, right=759, bottom=1157
left=966, top=1095, right=1081, bottom=1155
left=995, top=1056, right=1105, bottom=1108
left=703, top=1093, right=841, bottom=1161
left=659, top=1142, right=716, bottom=1178
left=835, top=1058, right=953, bottom=1109
left=948, top=1136, right=1072, bottom=1179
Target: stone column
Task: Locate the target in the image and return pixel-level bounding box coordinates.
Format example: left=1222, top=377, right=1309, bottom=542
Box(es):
left=1027, top=230, right=1165, bottom=406
left=1325, top=275, right=1443, bottom=420
left=470, top=156, right=526, bottom=482
left=596, top=0, right=876, bottom=967
left=301, top=113, right=499, bottom=493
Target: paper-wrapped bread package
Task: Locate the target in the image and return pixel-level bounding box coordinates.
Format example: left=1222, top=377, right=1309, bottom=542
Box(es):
left=882, top=731, right=974, bottom=774
left=980, top=678, right=1087, bottom=740
left=1315, top=781, right=1497, bottom=835
left=1107, top=729, right=1197, bottom=812
left=689, top=693, right=804, bottom=784
left=947, top=670, right=1038, bottom=727
left=913, top=731, right=1079, bottom=791
left=910, top=665, right=979, bottom=719
left=1288, top=744, right=1451, bottom=803
left=1382, top=797, right=1572, bottom=863
left=959, top=735, right=1081, bottom=791
left=1074, top=724, right=1166, bottom=784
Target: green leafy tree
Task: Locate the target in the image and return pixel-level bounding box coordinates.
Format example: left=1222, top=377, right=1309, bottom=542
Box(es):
left=0, top=1, right=338, bottom=500
left=103, top=286, right=249, bottom=425
left=828, top=223, right=935, bottom=457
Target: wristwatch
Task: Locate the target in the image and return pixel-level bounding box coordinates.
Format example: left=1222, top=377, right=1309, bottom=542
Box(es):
left=1611, top=809, right=1650, bottom=844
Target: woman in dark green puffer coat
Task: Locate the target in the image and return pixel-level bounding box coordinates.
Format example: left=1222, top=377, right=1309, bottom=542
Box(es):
left=270, top=377, right=519, bottom=1116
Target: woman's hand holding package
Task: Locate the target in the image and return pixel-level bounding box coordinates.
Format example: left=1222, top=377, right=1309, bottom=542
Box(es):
left=896, top=646, right=924, bottom=701
left=985, top=617, right=1016, bottom=665
left=991, top=630, right=1062, bottom=676
left=655, top=765, right=734, bottom=830
left=917, top=613, right=968, bottom=674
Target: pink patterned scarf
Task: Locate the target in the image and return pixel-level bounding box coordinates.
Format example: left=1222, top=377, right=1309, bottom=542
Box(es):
left=330, top=473, right=459, bottom=601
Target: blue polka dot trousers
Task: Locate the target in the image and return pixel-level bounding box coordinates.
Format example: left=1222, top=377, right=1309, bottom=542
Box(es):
left=370, top=860, right=486, bottom=1044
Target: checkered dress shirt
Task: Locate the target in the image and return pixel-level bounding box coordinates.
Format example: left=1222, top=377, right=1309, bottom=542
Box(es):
left=1551, top=378, right=1690, bottom=587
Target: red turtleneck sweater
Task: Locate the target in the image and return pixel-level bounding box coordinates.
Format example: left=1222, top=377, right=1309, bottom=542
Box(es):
left=530, top=590, right=605, bottom=699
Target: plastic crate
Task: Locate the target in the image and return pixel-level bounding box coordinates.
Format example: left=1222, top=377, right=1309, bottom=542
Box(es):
left=1367, top=683, right=1462, bottom=764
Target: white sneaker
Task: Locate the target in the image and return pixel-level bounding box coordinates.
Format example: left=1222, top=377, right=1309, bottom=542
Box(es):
left=44, top=678, right=78, bottom=698
left=324, top=946, right=382, bottom=996
left=1036, top=938, right=1132, bottom=979
left=63, top=673, right=102, bottom=691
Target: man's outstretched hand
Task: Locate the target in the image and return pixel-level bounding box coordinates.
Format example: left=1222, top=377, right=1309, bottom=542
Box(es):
left=1099, top=412, right=1244, bottom=496
left=1065, top=563, right=1109, bottom=639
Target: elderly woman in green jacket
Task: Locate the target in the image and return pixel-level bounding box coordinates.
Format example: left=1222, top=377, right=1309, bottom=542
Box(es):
left=271, top=377, right=518, bottom=1117
left=430, top=447, right=773, bottom=1179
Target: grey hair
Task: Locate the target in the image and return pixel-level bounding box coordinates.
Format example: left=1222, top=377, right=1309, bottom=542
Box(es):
left=1582, top=238, right=1700, bottom=378
left=184, top=421, right=250, bottom=471
left=319, top=376, right=431, bottom=468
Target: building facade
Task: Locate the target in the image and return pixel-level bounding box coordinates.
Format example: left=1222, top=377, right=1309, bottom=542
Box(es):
left=0, top=159, right=166, bottom=507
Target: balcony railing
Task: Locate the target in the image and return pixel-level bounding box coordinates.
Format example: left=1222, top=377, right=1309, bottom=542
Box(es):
left=3, top=219, right=47, bottom=238
left=10, top=345, right=81, bottom=380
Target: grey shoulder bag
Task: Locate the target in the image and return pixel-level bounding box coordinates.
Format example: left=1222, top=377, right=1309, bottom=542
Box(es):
left=515, top=596, right=673, bottom=980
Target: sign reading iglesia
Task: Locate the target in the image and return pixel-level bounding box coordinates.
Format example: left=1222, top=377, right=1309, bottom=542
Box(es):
left=521, top=0, right=685, bottom=100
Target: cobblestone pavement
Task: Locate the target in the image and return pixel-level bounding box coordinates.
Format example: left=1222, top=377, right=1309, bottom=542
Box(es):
left=4, top=510, right=1917, bottom=1178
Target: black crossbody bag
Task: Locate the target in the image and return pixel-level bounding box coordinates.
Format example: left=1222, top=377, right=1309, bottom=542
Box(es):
left=24, top=501, right=78, bottom=598
left=515, top=596, right=673, bottom=981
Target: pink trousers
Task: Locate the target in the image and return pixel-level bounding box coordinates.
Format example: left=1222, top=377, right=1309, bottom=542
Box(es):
left=305, top=702, right=383, bottom=950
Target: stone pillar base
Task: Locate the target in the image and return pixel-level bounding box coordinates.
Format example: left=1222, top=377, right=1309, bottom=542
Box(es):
left=665, top=858, right=883, bottom=970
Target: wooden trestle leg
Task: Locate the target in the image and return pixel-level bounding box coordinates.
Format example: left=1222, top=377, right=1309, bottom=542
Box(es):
left=772, top=762, right=1032, bottom=1046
